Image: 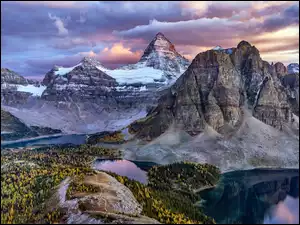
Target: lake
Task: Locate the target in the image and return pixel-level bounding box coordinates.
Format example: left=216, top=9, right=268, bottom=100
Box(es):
left=93, top=160, right=299, bottom=224
left=1, top=134, right=87, bottom=149
left=92, top=159, right=157, bottom=184
left=199, top=168, right=299, bottom=224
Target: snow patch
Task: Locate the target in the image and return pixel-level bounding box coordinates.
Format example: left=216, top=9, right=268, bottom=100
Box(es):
left=98, top=66, right=166, bottom=85
left=16, top=84, right=47, bottom=96
left=213, top=46, right=223, bottom=51
left=54, top=63, right=82, bottom=76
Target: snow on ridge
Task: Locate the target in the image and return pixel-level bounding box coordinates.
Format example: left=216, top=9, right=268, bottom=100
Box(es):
left=100, top=66, right=166, bottom=85
left=213, top=46, right=223, bottom=50
left=16, top=84, right=47, bottom=96
left=54, top=63, right=82, bottom=76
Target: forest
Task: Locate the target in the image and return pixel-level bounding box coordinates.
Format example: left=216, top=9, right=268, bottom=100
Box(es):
left=1, top=144, right=220, bottom=224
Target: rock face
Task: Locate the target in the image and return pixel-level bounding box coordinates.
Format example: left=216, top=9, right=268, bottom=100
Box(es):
left=131, top=40, right=298, bottom=140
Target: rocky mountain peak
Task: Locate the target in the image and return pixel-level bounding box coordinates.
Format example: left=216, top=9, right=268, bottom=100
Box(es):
left=80, top=56, right=103, bottom=67
left=138, top=32, right=190, bottom=74
left=237, top=40, right=252, bottom=49
left=274, top=62, right=287, bottom=77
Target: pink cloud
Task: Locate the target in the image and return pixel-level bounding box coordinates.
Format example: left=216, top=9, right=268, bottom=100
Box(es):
left=97, top=42, right=143, bottom=67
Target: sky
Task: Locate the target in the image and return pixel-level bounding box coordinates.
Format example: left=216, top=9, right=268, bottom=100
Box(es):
left=1, top=1, right=299, bottom=79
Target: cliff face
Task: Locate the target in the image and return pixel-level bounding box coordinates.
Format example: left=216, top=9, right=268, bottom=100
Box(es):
left=130, top=41, right=298, bottom=140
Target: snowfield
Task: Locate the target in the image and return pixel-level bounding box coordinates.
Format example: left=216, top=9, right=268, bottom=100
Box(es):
left=54, top=63, right=82, bottom=76
left=16, top=84, right=47, bottom=96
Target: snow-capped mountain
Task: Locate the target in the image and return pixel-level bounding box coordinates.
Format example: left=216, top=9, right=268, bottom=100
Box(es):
left=41, top=32, right=191, bottom=105
left=287, top=63, right=299, bottom=74
left=43, top=32, right=190, bottom=88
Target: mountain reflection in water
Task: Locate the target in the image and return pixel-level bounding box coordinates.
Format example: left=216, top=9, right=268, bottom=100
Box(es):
left=199, top=169, right=299, bottom=224
left=264, top=196, right=299, bottom=224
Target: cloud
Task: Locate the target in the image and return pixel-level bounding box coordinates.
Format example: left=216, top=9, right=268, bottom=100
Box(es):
left=48, top=13, right=69, bottom=36
left=52, top=37, right=96, bottom=49
left=261, top=3, right=299, bottom=32
left=114, top=17, right=256, bottom=47
left=13, top=1, right=90, bottom=9
left=97, top=43, right=142, bottom=68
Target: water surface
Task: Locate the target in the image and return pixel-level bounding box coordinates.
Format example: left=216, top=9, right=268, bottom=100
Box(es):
left=199, top=168, right=299, bottom=224
left=92, top=159, right=157, bottom=184
left=1, top=134, right=87, bottom=149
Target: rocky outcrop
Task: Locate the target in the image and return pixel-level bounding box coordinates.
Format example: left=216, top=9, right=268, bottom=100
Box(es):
left=60, top=172, right=160, bottom=224
left=274, top=62, right=287, bottom=77
left=130, top=40, right=297, bottom=140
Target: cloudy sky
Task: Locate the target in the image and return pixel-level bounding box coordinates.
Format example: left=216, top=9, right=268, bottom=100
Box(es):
left=1, top=1, right=299, bottom=79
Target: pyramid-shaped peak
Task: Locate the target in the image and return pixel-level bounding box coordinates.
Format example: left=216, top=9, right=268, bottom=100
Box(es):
left=155, top=32, right=166, bottom=38
left=80, top=56, right=103, bottom=67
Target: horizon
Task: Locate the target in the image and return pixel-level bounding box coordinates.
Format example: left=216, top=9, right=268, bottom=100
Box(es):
left=1, top=1, right=299, bottom=79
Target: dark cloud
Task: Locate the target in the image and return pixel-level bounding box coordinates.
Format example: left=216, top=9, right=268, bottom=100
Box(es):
left=261, top=4, right=299, bottom=32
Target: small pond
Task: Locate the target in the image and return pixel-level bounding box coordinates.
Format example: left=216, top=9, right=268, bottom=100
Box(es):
left=92, top=159, right=158, bottom=184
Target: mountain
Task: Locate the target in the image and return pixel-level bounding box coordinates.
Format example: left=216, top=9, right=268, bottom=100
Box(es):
left=130, top=40, right=298, bottom=139
left=42, top=57, right=118, bottom=102
left=137, top=32, right=190, bottom=79
left=1, top=68, right=46, bottom=105
left=124, top=40, right=299, bottom=171
left=41, top=32, right=190, bottom=102
left=287, top=63, right=299, bottom=74
left=1, top=33, right=190, bottom=133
